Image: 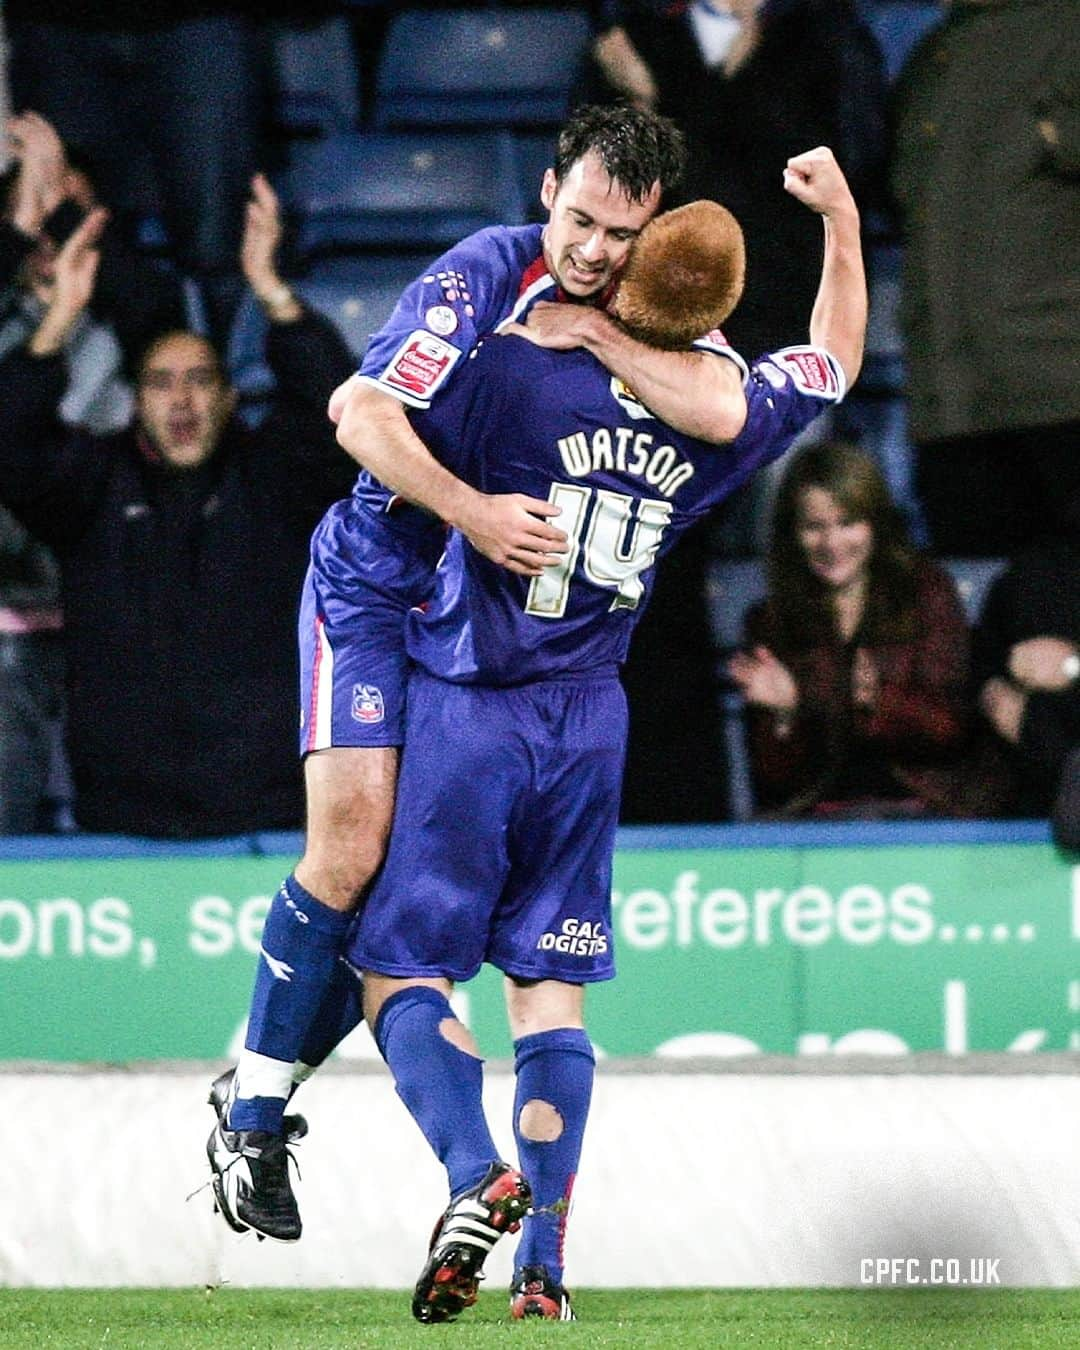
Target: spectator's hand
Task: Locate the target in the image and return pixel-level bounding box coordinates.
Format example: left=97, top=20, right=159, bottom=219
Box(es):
left=592, top=27, right=658, bottom=109
left=6, top=111, right=67, bottom=236
left=852, top=646, right=880, bottom=710
left=980, top=676, right=1026, bottom=745
left=28, top=206, right=108, bottom=356
left=456, top=493, right=568, bottom=577
left=502, top=301, right=601, bottom=351
left=49, top=205, right=107, bottom=315
left=241, top=172, right=283, bottom=291
left=728, top=645, right=799, bottom=712
left=782, top=146, right=857, bottom=221
left=242, top=172, right=301, bottom=321
left=1008, top=636, right=1079, bottom=692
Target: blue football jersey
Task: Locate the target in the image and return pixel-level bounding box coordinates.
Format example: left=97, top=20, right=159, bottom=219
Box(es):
left=350, top=222, right=742, bottom=524
left=406, top=336, right=845, bottom=685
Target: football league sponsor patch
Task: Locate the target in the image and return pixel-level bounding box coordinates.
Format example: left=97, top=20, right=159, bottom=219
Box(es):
left=770, top=346, right=841, bottom=398
left=424, top=304, right=458, bottom=336
left=379, top=330, right=460, bottom=401
left=351, top=683, right=385, bottom=724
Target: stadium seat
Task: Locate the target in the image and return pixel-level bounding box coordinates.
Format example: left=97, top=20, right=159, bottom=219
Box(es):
left=280, top=130, right=526, bottom=258
left=227, top=253, right=437, bottom=404
left=833, top=395, right=924, bottom=544
left=513, top=131, right=558, bottom=223
left=860, top=242, right=905, bottom=395
left=705, top=558, right=768, bottom=822
left=373, top=8, right=591, bottom=129
left=705, top=555, right=1007, bottom=820
left=270, top=16, right=361, bottom=138
left=854, top=0, right=945, bottom=82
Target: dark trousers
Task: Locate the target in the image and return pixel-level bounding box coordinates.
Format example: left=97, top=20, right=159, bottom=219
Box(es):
left=10, top=15, right=260, bottom=344
left=915, top=422, right=1080, bottom=558
left=0, top=632, right=66, bottom=833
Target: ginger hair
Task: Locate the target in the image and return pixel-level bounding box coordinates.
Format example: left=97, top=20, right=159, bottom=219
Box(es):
left=610, top=200, right=745, bottom=350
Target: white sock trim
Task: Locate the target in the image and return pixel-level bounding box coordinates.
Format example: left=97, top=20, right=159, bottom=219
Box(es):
left=236, top=1049, right=295, bottom=1102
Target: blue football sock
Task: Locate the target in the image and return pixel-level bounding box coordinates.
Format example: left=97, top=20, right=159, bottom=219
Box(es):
left=512, top=1028, right=595, bottom=1286
left=296, top=958, right=366, bottom=1071
left=375, top=986, right=498, bottom=1197
left=229, top=873, right=351, bottom=1134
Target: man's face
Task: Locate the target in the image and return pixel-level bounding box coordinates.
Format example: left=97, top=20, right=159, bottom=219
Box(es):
left=541, top=152, right=661, bottom=300
left=137, top=333, right=235, bottom=469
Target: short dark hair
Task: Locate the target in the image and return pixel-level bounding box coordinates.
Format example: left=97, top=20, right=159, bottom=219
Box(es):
left=136, top=329, right=225, bottom=386
left=553, top=104, right=687, bottom=203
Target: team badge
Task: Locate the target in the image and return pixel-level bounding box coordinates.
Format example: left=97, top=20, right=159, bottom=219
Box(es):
left=380, top=330, right=460, bottom=401
left=609, top=375, right=652, bottom=420
left=351, top=684, right=385, bottom=724
left=425, top=304, right=458, bottom=336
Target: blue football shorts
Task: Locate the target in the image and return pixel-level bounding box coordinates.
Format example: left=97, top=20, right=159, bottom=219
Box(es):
left=298, top=500, right=442, bottom=753
left=346, top=666, right=626, bottom=984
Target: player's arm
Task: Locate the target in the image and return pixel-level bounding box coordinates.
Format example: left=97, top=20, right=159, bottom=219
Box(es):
left=504, top=303, right=749, bottom=445
left=334, top=379, right=565, bottom=577
left=783, top=145, right=867, bottom=389
left=576, top=144, right=867, bottom=437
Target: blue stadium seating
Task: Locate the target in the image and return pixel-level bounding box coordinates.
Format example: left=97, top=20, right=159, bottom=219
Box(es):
left=705, top=560, right=769, bottom=822
left=270, top=16, right=361, bottom=138
left=280, top=130, right=526, bottom=258
left=706, top=555, right=1007, bottom=821
left=833, top=395, right=925, bottom=545
left=373, top=7, right=591, bottom=129
left=854, top=0, right=945, bottom=82
left=860, top=242, right=905, bottom=395
left=227, top=253, right=437, bottom=404
left=513, top=131, right=558, bottom=223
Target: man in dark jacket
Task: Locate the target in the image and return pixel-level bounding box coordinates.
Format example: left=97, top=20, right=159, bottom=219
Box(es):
left=0, top=175, right=356, bottom=837
left=890, top=0, right=1080, bottom=555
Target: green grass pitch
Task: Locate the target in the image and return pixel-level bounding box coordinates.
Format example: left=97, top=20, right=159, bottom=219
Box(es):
left=1, top=1289, right=1079, bottom=1349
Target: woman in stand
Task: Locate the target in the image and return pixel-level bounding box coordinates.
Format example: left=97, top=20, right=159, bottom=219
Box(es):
left=728, top=442, right=1007, bottom=819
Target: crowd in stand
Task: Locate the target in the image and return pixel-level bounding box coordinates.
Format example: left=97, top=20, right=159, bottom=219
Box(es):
left=0, top=0, right=1074, bottom=839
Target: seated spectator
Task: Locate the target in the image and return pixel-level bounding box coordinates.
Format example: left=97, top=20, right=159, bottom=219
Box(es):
left=728, top=441, right=1009, bottom=819
left=0, top=173, right=356, bottom=837
left=975, top=489, right=1080, bottom=824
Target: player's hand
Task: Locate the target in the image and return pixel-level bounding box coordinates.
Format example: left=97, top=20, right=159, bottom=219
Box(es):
left=727, top=645, right=799, bottom=711
left=1008, top=636, right=1079, bottom=692
left=501, top=301, right=600, bottom=351
left=458, top=492, right=568, bottom=577
left=782, top=146, right=857, bottom=221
